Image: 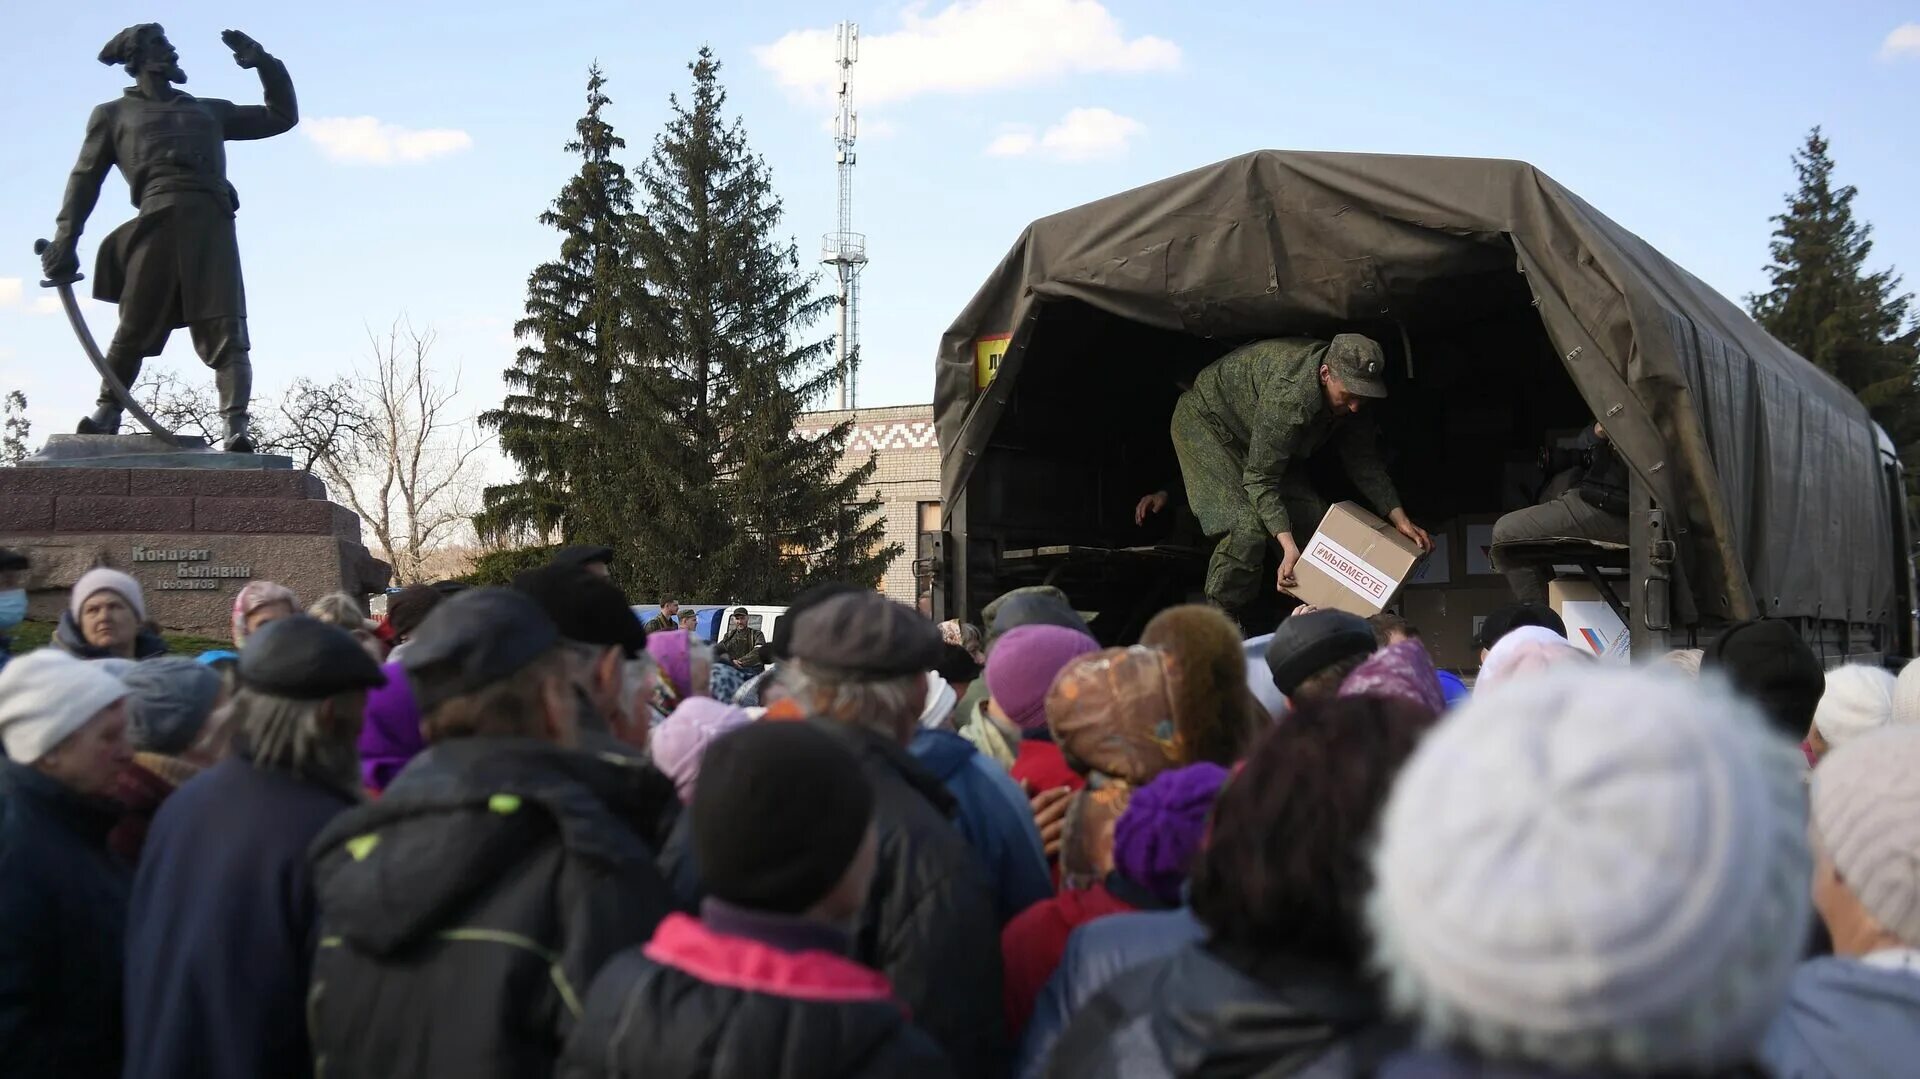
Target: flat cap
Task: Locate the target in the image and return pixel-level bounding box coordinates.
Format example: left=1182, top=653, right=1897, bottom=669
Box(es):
left=401, top=588, right=561, bottom=712
left=771, top=582, right=864, bottom=661
left=788, top=591, right=943, bottom=679
left=512, top=565, right=646, bottom=658
left=551, top=544, right=615, bottom=571
left=239, top=616, right=387, bottom=700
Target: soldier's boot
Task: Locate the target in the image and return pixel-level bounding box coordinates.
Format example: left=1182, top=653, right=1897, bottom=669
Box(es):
left=216, top=362, right=255, bottom=454
left=75, top=348, right=143, bottom=435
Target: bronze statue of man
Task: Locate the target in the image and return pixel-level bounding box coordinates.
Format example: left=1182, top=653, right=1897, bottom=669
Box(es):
left=40, top=24, right=297, bottom=452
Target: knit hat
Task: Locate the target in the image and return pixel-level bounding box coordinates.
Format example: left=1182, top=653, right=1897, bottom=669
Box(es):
left=1893, top=661, right=1920, bottom=727
left=919, top=669, right=957, bottom=729
left=119, top=656, right=223, bottom=755
left=651, top=697, right=753, bottom=803
left=986, top=624, right=1101, bottom=731
left=1812, top=724, right=1920, bottom=946
left=1370, top=665, right=1810, bottom=1073
left=1112, top=762, right=1230, bottom=906
left=1701, top=619, right=1825, bottom=742
left=1265, top=610, right=1376, bottom=697
left=1475, top=625, right=1590, bottom=693
left=70, top=567, right=145, bottom=622
left=357, top=662, right=423, bottom=793
left=1141, top=604, right=1263, bottom=765
left=1812, top=665, right=1898, bottom=749
left=647, top=630, right=695, bottom=699
left=1473, top=603, right=1566, bottom=652
left=1339, top=640, right=1446, bottom=720
left=0, top=650, right=131, bottom=764
left=694, top=721, right=875, bottom=913
left=231, top=580, right=298, bottom=647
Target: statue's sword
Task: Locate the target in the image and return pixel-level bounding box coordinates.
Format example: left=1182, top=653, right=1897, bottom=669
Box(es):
left=33, top=238, right=183, bottom=447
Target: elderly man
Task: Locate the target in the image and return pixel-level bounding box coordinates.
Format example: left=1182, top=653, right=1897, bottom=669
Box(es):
left=1139, top=335, right=1431, bottom=617
left=717, top=607, right=766, bottom=676
left=54, top=567, right=167, bottom=660
left=785, top=591, right=1007, bottom=1076
left=307, top=589, right=677, bottom=1079
left=1763, top=724, right=1920, bottom=1073
left=0, top=651, right=135, bottom=1078
left=42, top=24, right=296, bottom=449
left=513, top=564, right=670, bottom=767
left=123, top=618, right=384, bottom=1079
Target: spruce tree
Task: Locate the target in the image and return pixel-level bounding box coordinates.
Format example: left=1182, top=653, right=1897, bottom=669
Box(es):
left=630, top=49, right=895, bottom=600
left=477, top=65, right=651, bottom=576
left=1749, top=127, right=1920, bottom=494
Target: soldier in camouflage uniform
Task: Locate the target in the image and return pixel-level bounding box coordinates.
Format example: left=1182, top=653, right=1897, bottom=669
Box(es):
left=717, top=607, right=767, bottom=675
left=1156, top=335, right=1431, bottom=615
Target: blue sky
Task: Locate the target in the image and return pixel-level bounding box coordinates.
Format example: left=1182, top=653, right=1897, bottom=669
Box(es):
left=2, top=1, right=1915, bottom=484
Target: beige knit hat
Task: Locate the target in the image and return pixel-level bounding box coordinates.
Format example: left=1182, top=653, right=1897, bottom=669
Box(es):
left=1813, top=664, right=1898, bottom=749
left=1812, top=724, right=1920, bottom=946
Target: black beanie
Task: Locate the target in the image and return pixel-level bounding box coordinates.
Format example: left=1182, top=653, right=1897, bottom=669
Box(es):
left=1475, top=603, right=1568, bottom=652
left=1265, top=610, right=1377, bottom=697
left=1701, top=619, right=1825, bottom=742
left=693, top=721, right=875, bottom=914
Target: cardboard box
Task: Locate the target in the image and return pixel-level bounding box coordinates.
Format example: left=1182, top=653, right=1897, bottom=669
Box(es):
left=1402, top=526, right=1453, bottom=588
left=1401, top=585, right=1513, bottom=670
left=1461, top=514, right=1503, bottom=578
left=1549, top=580, right=1632, bottom=662
left=1292, top=502, right=1430, bottom=616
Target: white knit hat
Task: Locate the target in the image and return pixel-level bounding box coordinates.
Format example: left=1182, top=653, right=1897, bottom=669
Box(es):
left=0, top=650, right=131, bottom=763
left=1889, top=660, right=1920, bottom=727
left=1812, top=724, right=1920, bottom=946
left=1812, top=664, right=1897, bottom=748
left=1475, top=624, right=1589, bottom=693
left=69, top=567, right=145, bottom=622
left=1370, top=665, right=1810, bottom=1073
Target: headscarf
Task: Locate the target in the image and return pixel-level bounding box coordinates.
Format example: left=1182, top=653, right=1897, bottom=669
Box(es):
left=1476, top=625, right=1590, bottom=693
left=1045, top=646, right=1185, bottom=888
left=706, top=661, right=745, bottom=706
left=1340, top=640, right=1446, bottom=720
left=647, top=630, right=695, bottom=700
left=231, top=580, right=299, bottom=647
left=650, top=697, right=753, bottom=803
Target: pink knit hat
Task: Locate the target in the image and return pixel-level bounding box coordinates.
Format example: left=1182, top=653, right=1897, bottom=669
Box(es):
left=985, top=624, right=1100, bottom=731
left=651, top=697, right=752, bottom=803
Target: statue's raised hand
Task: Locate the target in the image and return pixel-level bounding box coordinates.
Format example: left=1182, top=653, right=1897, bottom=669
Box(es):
left=222, top=29, right=265, bottom=69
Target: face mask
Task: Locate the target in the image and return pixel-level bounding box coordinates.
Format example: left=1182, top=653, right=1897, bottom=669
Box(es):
left=0, top=589, right=25, bottom=629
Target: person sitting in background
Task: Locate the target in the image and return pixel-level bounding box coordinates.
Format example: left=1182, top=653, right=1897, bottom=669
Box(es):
left=108, top=656, right=228, bottom=860
left=1762, top=724, right=1920, bottom=1077
left=718, top=607, right=766, bottom=676
left=1701, top=618, right=1827, bottom=745
left=124, top=618, right=385, bottom=1079
left=55, top=567, right=166, bottom=661
left=781, top=591, right=1006, bottom=1076
left=308, top=591, right=385, bottom=661
left=380, top=583, right=445, bottom=664
left=0, top=652, right=133, bottom=1079
left=1047, top=647, right=1187, bottom=889
left=1489, top=422, right=1631, bottom=605
left=561, top=721, right=954, bottom=1079
left=1002, top=762, right=1227, bottom=1043
left=1370, top=666, right=1809, bottom=1077
left=986, top=624, right=1103, bottom=799
left=644, top=598, right=681, bottom=634
left=307, top=589, right=678, bottom=1079
left=229, top=580, right=298, bottom=648
left=1263, top=608, right=1376, bottom=708
left=650, top=697, right=752, bottom=805
left=1808, top=664, right=1900, bottom=763
left=1474, top=624, right=1591, bottom=693
left=1046, top=696, right=1429, bottom=1076
left=1140, top=605, right=1266, bottom=764
left=0, top=547, right=28, bottom=672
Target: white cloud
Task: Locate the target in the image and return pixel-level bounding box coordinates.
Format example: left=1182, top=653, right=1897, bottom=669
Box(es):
left=755, top=0, right=1179, bottom=106
left=984, top=107, right=1143, bottom=162
left=32, top=296, right=61, bottom=315
left=0, top=278, right=21, bottom=308
left=304, top=116, right=473, bottom=165
left=0, top=278, right=61, bottom=316
left=1881, top=23, right=1920, bottom=60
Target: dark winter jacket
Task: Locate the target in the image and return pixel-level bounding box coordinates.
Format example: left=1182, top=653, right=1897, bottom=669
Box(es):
left=0, top=761, right=131, bottom=1079
left=307, top=738, right=680, bottom=1079
left=123, top=756, right=354, bottom=1079
left=817, top=720, right=1007, bottom=1077
left=559, top=904, right=955, bottom=1079
left=911, top=727, right=1054, bottom=925
left=1375, top=1050, right=1769, bottom=1078
left=51, top=609, right=167, bottom=661
left=1017, top=907, right=1206, bottom=1079
left=1760, top=955, right=1920, bottom=1078
left=1047, top=941, right=1403, bottom=1078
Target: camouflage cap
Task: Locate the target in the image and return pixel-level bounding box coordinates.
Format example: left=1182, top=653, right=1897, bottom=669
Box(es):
left=1326, top=334, right=1389, bottom=399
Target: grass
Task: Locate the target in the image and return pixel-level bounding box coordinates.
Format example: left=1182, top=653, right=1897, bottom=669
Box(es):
left=9, top=620, right=233, bottom=657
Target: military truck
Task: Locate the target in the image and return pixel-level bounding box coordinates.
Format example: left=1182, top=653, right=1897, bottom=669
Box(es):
left=929, top=150, right=1915, bottom=664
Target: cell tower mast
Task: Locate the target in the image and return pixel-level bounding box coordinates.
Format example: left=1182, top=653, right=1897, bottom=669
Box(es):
left=822, top=21, right=867, bottom=410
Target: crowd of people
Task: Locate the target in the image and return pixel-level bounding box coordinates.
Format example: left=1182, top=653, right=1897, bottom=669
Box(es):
left=2, top=543, right=1919, bottom=1078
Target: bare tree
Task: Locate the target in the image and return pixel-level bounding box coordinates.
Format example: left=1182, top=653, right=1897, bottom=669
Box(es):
left=133, top=369, right=364, bottom=470
left=317, top=320, right=491, bottom=585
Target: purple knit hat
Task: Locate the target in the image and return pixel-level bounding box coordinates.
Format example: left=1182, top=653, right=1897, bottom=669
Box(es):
left=357, top=661, right=423, bottom=792
left=985, top=624, right=1101, bottom=731
left=1339, top=640, right=1446, bottom=720
left=1112, top=761, right=1230, bottom=905
left=648, top=630, right=695, bottom=699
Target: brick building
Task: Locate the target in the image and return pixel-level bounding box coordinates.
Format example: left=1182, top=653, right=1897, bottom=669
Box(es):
left=797, top=403, right=940, bottom=605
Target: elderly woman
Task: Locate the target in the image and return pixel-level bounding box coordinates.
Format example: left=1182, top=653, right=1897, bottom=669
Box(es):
left=308, top=592, right=386, bottom=662
left=231, top=580, right=298, bottom=648
left=54, top=567, right=167, bottom=661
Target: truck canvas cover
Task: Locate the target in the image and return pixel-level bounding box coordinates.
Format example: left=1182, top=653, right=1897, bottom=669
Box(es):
left=935, top=150, right=1895, bottom=626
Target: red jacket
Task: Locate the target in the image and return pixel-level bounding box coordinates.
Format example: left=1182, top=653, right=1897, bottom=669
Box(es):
left=1010, top=738, right=1084, bottom=795
left=1000, top=880, right=1137, bottom=1039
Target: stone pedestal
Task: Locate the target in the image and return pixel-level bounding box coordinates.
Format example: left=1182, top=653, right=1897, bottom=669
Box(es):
left=0, top=464, right=390, bottom=638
